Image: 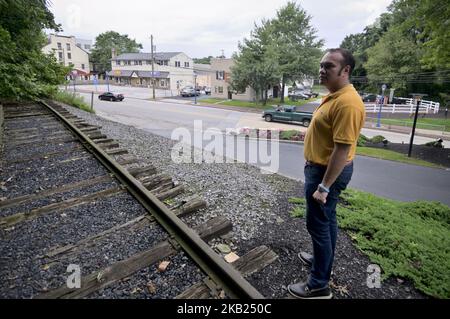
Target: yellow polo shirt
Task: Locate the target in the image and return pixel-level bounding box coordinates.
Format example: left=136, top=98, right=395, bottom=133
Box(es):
left=304, top=84, right=365, bottom=166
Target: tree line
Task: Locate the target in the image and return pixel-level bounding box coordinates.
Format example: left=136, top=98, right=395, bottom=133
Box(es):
left=340, top=0, right=449, bottom=104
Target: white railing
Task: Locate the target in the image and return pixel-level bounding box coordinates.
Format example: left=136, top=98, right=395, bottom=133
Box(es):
left=366, top=99, right=440, bottom=114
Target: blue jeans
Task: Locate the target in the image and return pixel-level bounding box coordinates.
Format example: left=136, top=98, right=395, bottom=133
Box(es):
left=304, top=162, right=353, bottom=289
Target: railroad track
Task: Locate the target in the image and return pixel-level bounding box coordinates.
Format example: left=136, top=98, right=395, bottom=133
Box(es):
left=0, top=100, right=278, bottom=299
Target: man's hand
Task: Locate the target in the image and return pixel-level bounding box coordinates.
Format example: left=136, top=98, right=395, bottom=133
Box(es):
left=313, top=190, right=328, bottom=205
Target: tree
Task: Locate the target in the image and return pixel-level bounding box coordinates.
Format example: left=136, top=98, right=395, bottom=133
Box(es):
left=269, top=2, right=323, bottom=102
left=365, top=27, right=422, bottom=95
left=341, top=0, right=449, bottom=102
left=0, top=0, right=68, bottom=100
left=90, top=31, right=143, bottom=74
left=193, top=56, right=213, bottom=64
left=231, top=2, right=322, bottom=104
left=340, top=13, right=394, bottom=91
left=231, top=20, right=281, bottom=105
left=389, top=0, right=450, bottom=69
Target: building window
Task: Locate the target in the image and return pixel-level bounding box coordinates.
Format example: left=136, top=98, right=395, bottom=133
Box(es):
left=67, top=53, right=72, bottom=59
left=163, top=60, right=168, bottom=66
left=66, top=43, right=71, bottom=51
left=184, top=62, right=189, bottom=68
left=175, top=61, right=181, bottom=67
left=216, top=71, right=225, bottom=80
left=160, top=80, right=165, bottom=87
left=139, top=60, right=142, bottom=65
left=81, top=64, right=85, bottom=70
left=134, top=60, right=138, bottom=65
left=126, top=61, right=131, bottom=65
left=218, top=86, right=224, bottom=94
left=116, top=60, right=121, bottom=66
left=57, top=42, right=62, bottom=50
left=58, top=52, right=63, bottom=61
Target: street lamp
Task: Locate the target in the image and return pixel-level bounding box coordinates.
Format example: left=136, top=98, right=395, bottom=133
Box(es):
left=376, top=84, right=387, bottom=128
left=194, top=71, right=198, bottom=105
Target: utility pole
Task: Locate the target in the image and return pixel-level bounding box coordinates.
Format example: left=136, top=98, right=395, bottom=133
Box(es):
left=408, top=93, right=427, bottom=157
left=151, top=35, right=156, bottom=100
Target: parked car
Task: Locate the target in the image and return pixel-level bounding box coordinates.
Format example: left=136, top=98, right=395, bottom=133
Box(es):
left=98, top=92, right=124, bottom=101
left=362, top=94, right=377, bottom=102
left=301, top=89, right=319, bottom=98
left=204, top=87, right=211, bottom=95
left=391, top=97, right=408, bottom=104
left=288, top=91, right=310, bottom=101
left=180, top=86, right=199, bottom=97
left=262, top=105, right=313, bottom=127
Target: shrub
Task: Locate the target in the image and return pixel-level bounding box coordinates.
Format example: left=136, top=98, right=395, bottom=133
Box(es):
left=290, top=189, right=450, bottom=298
left=357, top=134, right=369, bottom=146
left=370, top=135, right=386, bottom=143
left=52, top=91, right=94, bottom=113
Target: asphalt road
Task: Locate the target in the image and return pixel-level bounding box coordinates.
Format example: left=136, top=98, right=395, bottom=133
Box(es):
left=77, top=91, right=450, bottom=206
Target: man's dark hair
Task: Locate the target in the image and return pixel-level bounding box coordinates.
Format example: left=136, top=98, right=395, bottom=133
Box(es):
left=328, top=48, right=355, bottom=76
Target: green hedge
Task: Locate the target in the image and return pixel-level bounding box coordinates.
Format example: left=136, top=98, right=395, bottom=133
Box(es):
left=290, top=189, right=450, bottom=298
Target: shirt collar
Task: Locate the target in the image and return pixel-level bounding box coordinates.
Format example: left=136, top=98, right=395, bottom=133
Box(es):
left=322, top=84, right=354, bottom=103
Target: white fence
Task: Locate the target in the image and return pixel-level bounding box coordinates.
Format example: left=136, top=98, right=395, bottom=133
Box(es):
left=366, top=98, right=440, bottom=114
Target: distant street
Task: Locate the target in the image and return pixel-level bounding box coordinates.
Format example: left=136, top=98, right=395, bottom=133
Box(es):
left=75, top=89, right=450, bottom=206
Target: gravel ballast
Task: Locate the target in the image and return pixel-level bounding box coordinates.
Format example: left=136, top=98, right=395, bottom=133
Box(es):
left=9, top=102, right=427, bottom=299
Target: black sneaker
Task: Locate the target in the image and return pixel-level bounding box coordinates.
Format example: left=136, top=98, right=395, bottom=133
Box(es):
left=288, top=282, right=332, bottom=299
left=298, top=251, right=313, bottom=267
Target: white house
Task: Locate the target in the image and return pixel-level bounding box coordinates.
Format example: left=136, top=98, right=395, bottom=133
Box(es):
left=42, top=34, right=91, bottom=80
left=108, top=51, right=194, bottom=91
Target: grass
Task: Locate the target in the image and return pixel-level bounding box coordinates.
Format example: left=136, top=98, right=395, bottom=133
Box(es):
left=356, top=146, right=442, bottom=168
left=280, top=130, right=302, bottom=140
left=199, top=97, right=316, bottom=110
left=378, top=118, right=450, bottom=132
left=52, top=90, right=94, bottom=113
left=289, top=189, right=450, bottom=298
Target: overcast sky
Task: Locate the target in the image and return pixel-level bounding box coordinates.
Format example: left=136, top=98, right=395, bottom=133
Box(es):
left=48, top=0, right=392, bottom=58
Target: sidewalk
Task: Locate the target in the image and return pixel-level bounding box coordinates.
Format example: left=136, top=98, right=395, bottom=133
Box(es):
left=363, top=121, right=449, bottom=141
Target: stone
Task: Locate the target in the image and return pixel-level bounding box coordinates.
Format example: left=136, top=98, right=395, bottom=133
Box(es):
left=158, top=261, right=170, bottom=272
left=216, top=244, right=231, bottom=254
left=224, top=252, right=239, bottom=263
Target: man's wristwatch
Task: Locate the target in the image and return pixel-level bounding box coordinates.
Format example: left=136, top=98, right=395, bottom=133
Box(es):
left=317, top=183, right=330, bottom=193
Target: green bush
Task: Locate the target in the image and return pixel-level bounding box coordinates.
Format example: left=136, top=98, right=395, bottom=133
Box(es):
left=337, top=189, right=450, bottom=298
left=289, top=197, right=306, bottom=218
left=357, top=134, right=369, bottom=146
left=52, top=90, right=94, bottom=113
left=370, top=135, right=386, bottom=143
left=289, top=189, right=450, bottom=298
left=280, top=130, right=299, bottom=140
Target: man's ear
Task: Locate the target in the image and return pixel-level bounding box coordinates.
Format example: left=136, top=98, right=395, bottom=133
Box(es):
left=344, top=65, right=351, bottom=76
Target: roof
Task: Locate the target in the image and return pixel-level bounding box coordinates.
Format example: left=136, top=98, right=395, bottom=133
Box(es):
left=106, top=70, right=169, bottom=78
left=71, top=68, right=90, bottom=76
left=112, top=52, right=183, bottom=61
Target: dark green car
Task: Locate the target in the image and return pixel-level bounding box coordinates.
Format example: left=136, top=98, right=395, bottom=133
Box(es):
left=262, top=105, right=313, bottom=127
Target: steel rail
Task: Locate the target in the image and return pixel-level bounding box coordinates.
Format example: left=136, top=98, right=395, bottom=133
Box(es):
left=38, top=100, right=264, bottom=299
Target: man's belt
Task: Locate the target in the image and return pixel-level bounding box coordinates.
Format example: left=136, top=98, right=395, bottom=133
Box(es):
left=305, top=160, right=353, bottom=167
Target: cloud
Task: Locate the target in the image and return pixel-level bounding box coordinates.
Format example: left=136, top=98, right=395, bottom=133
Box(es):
left=48, top=0, right=392, bottom=57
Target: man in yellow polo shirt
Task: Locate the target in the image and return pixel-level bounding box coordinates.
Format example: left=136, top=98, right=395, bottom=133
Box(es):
left=288, top=48, right=365, bottom=299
